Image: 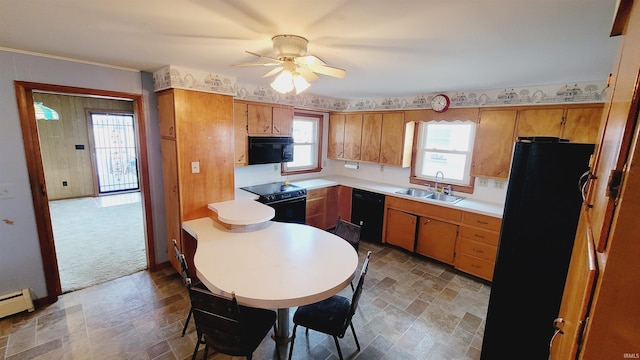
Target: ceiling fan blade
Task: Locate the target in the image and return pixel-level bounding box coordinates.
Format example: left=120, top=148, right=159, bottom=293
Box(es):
left=294, top=55, right=327, bottom=67
left=232, top=62, right=281, bottom=67
left=263, top=66, right=284, bottom=78
left=296, top=67, right=320, bottom=82
left=306, top=64, right=346, bottom=79
left=246, top=51, right=280, bottom=61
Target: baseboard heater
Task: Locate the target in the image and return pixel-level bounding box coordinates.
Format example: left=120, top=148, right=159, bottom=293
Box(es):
left=0, top=289, right=34, bottom=318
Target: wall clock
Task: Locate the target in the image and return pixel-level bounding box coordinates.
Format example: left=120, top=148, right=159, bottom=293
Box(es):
left=430, top=94, right=450, bottom=113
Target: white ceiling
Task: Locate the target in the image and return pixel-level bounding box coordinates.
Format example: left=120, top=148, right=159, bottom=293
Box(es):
left=0, top=0, right=621, bottom=100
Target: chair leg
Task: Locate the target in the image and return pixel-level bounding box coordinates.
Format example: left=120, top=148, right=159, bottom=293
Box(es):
left=350, top=281, right=355, bottom=291
left=332, top=336, right=344, bottom=360
left=350, top=322, right=361, bottom=351
left=202, top=344, right=209, bottom=360
left=182, top=307, right=193, bottom=337
left=191, top=332, right=202, bottom=360
left=287, top=324, right=298, bottom=360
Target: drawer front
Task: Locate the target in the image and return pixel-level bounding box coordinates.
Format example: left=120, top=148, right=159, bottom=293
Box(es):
left=457, top=237, right=497, bottom=261
left=306, top=188, right=327, bottom=200
left=462, top=212, right=502, bottom=232
left=459, top=225, right=500, bottom=246
left=306, top=197, right=324, bottom=215
left=306, top=214, right=324, bottom=229
left=386, top=196, right=462, bottom=222
left=455, top=252, right=495, bottom=281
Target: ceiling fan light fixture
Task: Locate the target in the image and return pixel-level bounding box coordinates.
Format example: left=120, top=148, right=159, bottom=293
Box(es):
left=271, top=70, right=294, bottom=93
left=292, top=73, right=311, bottom=93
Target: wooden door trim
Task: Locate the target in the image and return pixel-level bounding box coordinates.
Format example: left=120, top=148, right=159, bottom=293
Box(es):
left=14, top=81, right=156, bottom=304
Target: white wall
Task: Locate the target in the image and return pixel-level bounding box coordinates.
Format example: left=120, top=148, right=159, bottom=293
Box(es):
left=0, top=50, right=166, bottom=298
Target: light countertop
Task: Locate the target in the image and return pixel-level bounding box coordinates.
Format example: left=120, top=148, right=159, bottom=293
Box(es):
left=291, top=175, right=504, bottom=218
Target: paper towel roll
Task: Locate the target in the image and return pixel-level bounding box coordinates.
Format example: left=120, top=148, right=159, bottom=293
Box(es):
left=344, top=162, right=359, bottom=170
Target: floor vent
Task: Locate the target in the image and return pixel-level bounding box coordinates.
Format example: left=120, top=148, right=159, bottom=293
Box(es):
left=0, top=289, right=34, bottom=318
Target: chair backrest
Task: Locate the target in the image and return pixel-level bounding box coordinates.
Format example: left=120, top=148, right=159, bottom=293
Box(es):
left=173, top=239, right=191, bottom=287
left=334, top=216, right=361, bottom=251
left=189, top=286, right=246, bottom=356
left=345, top=251, right=372, bottom=328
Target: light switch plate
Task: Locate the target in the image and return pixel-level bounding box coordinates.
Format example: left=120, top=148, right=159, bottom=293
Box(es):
left=191, top=161, right=200, bottom=174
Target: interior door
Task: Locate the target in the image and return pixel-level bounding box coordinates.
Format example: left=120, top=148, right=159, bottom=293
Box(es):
left=588, top=68, right=640, bottom=252
left=549, top=209, right=598, bottom=359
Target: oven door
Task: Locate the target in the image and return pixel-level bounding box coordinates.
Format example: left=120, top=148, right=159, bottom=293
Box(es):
left=266, top=196, right=306, bottom=224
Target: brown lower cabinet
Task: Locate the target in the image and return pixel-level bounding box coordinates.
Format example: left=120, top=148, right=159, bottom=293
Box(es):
left=383, top=195, right=501, bottom=281
left=416, top=217, right=457, bottom=264
left=453, top=212, right=501, bottom=281
left=384, top=208, right=417, bottom=251
left=305, top=186, right=340, bottom=230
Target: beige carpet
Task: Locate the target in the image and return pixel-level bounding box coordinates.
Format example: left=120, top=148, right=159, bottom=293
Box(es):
left=49, top=193, right=147, bottom=293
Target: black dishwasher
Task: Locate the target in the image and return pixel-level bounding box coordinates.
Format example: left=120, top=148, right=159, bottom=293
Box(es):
left=351, top=189, right=385, bottom=243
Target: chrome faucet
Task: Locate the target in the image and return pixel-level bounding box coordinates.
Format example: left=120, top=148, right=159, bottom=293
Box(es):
left=435, top=171, right=444, bottom=193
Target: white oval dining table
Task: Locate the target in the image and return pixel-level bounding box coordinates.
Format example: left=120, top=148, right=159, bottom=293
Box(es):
left=182, top=216, right=359, bottom=341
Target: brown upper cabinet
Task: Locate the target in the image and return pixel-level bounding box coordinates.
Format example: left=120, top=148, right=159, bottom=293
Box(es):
left=233, top=102, right=248, bottom=166
left=380, top=112, right=414, bottom=167
left=344, top=114, right=363, bottom=159
left=514, top=105, right=603, bottom=143
left=471, top=109, right=518, bottom=180
left=328, top=111, right=414, bottom=167
left=328, top=114, right=346, bottom=159
left=245, top=102, right=294, bottom=136
left=472, top=104, right=602, bottom=180
left=361, top=113, right=383, bottom=162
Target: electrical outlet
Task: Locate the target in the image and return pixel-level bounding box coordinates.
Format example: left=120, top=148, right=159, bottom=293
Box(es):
left=478, top=178, right=489, bottom=187
left=274, top=164, right=279, bottom=171
left=494, top=180, right=506, bottom=189
left=380, top=165, right=384, bottom=172
left=191, top=161, right=200, bottom=174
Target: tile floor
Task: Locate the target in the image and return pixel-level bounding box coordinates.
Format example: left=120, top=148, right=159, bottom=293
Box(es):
left=0, top=241, right=491, bottom=360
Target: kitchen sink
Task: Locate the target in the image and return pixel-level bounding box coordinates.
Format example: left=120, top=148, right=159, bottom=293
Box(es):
left=395, top=188, right=464, bottom=203
left=430, top=193, right=464, bottom=203
left=395, top=188, right=433, bottom=198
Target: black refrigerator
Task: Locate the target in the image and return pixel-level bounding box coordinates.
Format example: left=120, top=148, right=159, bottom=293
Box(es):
left=480, top=137, right=594, bottom=360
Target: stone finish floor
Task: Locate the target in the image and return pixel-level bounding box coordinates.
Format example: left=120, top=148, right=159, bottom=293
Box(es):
left=0, top=242, right=491, bottom=359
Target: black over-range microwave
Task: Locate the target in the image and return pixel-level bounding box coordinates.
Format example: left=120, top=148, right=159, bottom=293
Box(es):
left=248, top=136, right=294, bottom=165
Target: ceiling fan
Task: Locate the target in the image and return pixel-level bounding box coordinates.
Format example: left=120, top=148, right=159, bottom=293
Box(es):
left=232, top=34, right=346, bottom=94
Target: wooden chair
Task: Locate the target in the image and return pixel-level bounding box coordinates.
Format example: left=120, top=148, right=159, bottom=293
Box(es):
left=288, top=251, right=372, bottom=360
left=189, top=285, right=280, bottom=360
left=173, top=239, right=207, bottom=337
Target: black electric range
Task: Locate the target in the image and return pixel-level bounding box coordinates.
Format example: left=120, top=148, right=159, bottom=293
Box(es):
left=240, top=182, right=307, bottom=223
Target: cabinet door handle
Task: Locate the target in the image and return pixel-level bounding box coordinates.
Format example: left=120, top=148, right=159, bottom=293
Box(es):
left=474, top=234, right=485, bottom=239
left=549, top=318, right=565, bottom=353
left=476, top=220, right=489, bottom=225
left=169, top=126, right=174, bottom=136
left=579, top=170, right=597, bottom=206
left=472, top=248, right=484, bottom=254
